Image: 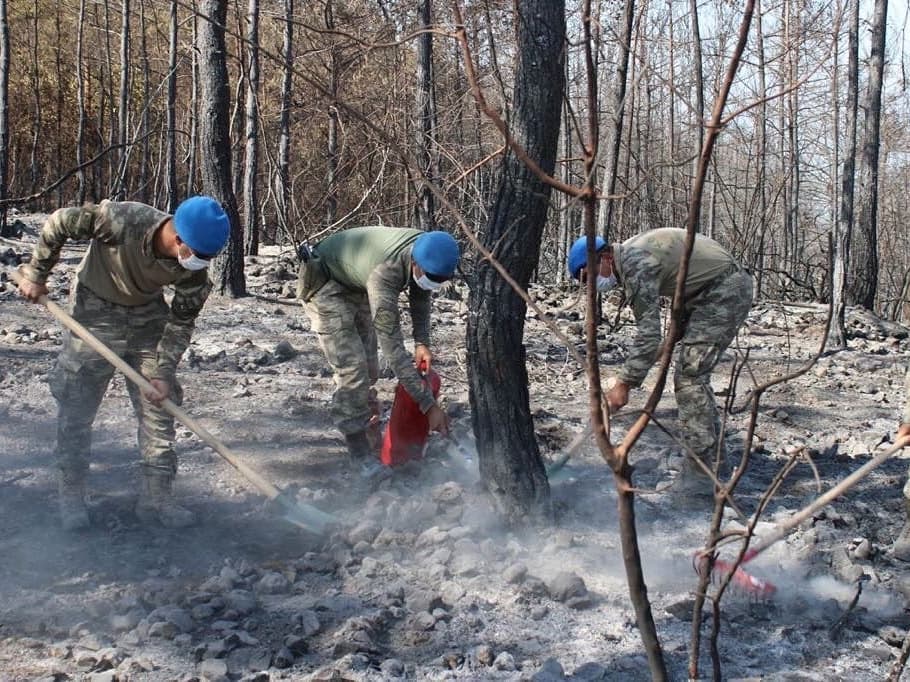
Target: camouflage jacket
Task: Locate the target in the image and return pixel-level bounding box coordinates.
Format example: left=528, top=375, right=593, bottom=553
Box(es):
left=612, top=228, right=739, bottom=387
left=314, top=227, right=435, bottom=412
left=21, top=200, right=212, bottom=380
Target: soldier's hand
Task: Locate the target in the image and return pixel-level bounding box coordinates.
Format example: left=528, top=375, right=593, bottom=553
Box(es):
left=143, top=378, right=170, bottom=406
left=427, top=404, right=450, bottom=436
left=606, top=379, right=630, bottom=412
left=18, top=277, right=48, bottom=303
left=414, top=344, right=432, bottom=373
left=898, top=423, right=910, bottom=446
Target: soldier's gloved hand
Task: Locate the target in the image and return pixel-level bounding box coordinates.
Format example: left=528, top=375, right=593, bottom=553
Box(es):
left=18, top=277, right=48, bottom=303
left=606, top=378, right=630, bottom=412
left=414, top=344, right=432, bottom=373
left=143, top=378, right=171, bottom=406
left=427, top=404, right=450, bottom=436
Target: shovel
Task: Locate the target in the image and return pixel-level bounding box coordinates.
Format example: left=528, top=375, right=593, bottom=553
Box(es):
left=10, top=269, right=336, bottom=535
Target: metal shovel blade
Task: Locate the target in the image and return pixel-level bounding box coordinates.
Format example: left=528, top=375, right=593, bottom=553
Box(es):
left=269, top=489, right=338, bottom=535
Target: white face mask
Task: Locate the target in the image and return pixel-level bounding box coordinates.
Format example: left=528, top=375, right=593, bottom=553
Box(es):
left=178, top=252, right=211, bottom=271
left=413, top=273, right=443, bottom=291
left=596, top=274, right=617, bottom=292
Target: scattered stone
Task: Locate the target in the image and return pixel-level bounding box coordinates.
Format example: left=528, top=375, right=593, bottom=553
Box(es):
left=199, top=658, right=229, bottom=681
left=666, top=598, right=697, bottom=621
left=573, top=662, right=609, bottom=680
left=413, top=611, right=437, bottom=630
left=472, top=644, right=494, bottom=666
left=255, top=571, right=290, bottom=594
left=272, top=646, right=295, bottom=669
left=440, top=581, right=466, bottom=606
left=852, top=538, right=872, bottom=560
left=503, top=563, right=528, bottom=584
left=493, top=651, right=517, bottom=670
left=380, top=658, right=406, bottom=677
left=295, top=609, right=321, bottom=637
left=532, top=657, right=567, bottom=681
left=547, top=571, right=588, bottom=602
left=283, top=634, right=308, bottom=656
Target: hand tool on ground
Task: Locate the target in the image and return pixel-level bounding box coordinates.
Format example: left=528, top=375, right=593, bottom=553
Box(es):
left=11, top=269, right=336, bottom=535
left=545, top=422, right=595, bottom=477
left=695, top=436, right=910, bottom=599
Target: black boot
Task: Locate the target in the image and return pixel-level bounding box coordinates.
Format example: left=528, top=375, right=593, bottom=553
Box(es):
left=344, top=431, right=373, bottom=460
left=344, top=431, right=387, bottom=480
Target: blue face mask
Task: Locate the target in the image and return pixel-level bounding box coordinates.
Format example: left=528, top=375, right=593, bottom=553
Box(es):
left=178, top=252, right=211, bottom=271
left=596, top=274, right=617, bottom=292
left=413, top=273, right=443, bottom=291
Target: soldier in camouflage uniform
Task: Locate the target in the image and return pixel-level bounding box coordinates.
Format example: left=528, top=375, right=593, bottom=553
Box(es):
left=297, top=227, right=459, bottom=475
left=568, top=228, right=753, bottom=500
left=17, top=197, right=230, bottom=530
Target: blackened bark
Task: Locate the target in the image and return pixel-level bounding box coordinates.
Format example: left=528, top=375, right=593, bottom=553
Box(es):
left=831, top=0, right=859, bottom=347
left=466, top=0, right=565, bottom=520
left=243, top=0, right=260, bottom=255
left=0, top=0, right=8, bottom=229
left=850, top=0, right=887, bottom=309
left=165, top=0, right=178, bottom=212
left=414, top=0, right=437, bottom=231
left=276, top=0, right=293, bottom=242
left=196, top=0, right=246, bottom=297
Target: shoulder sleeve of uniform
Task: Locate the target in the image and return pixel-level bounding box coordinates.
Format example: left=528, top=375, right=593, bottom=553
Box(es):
left=367, top=260, right=436, bottom=412
left=154, top=271, right=212, bottom=380
left=21, top=204, right=115, bottom=283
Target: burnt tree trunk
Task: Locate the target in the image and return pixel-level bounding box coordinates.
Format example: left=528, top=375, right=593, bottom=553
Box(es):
left=466, top=0, right=565, bottom=521
left=242, top=0, right=260, bottom=255
left=165, top=0, right=178, bottom=212
left=831, top=0, right=859, bottom=348
left=414, top=0, right=437, bottom=231
left=197, top=0, right=246, bottom=296
left=0, top=0, right=8, bottom=229
left=850, top=0, right=887, bottom=310
left=275, top=0, right=293, bottom=243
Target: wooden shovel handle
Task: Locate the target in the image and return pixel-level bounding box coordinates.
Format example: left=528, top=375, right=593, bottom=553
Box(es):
left=10, top=268, right=281, bottom=500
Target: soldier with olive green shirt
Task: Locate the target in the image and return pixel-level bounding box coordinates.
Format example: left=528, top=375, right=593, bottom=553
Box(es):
left=297, top=227, right=460, bottom=475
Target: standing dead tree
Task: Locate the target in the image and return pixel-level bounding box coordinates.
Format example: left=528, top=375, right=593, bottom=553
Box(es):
left=196, top=0, right=246, bottom=297
left=460, top=0, right=565, bottom=523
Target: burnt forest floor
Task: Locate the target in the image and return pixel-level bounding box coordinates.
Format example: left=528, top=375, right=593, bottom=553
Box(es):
left=2, top=215, right=910, bottom=681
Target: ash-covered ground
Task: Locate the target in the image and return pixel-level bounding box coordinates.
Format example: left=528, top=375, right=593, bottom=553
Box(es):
left=2, top=215, right=910, bottom=681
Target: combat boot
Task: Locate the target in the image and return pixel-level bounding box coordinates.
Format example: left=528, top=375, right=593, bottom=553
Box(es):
left=893, top=498, right=910, bottom=562
left=670, top=456, right=716, bottom=509
left=58, top=470, right=90, bottom=531
left=136, top=474, right=197, bottom=528
left=345, top=431, right=388, bottom=480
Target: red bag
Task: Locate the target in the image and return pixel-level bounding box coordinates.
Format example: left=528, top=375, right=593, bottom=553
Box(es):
left=380, top=364, right=441, bottom=466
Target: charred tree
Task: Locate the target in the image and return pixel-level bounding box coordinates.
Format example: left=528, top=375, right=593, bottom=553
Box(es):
left=242, top=0, right=260, bottom=255
left=414, top=0, right=438, bottom=231
left=196, top=0, right=246, bottom=296
left=831, top=0, right=859, bottom=348
left=850, top=0, right=887, bottom=309
left=0, top=0, right=8, bottom=229
left=466, top=0, right=565, bottom=521
left=165, top=0, right=178, bottom=212
left=275, top=0, right=293, bottom=242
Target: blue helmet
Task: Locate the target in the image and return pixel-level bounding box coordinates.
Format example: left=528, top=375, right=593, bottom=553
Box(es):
left=173, top=196, right=230, bottom=257
left=412, top=231, right=460, bottom=278
left=567, top=235, right=608, bottom=280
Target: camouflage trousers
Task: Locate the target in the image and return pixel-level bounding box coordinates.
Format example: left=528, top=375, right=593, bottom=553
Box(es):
left=51, top=285, right=183, bottom=479
left=304, top=279, right=380, bottom=436
left=674, top=267, right=753, bottom=465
